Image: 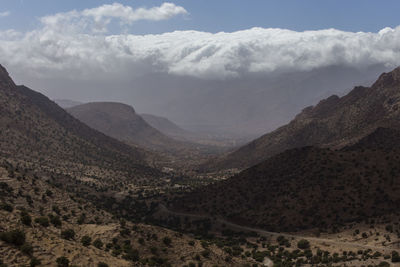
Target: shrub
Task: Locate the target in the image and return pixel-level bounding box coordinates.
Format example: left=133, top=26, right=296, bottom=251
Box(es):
left=201, top=250, right=210, bottom=258
left=20, top=211, right=32, bottom=226
left=30, top=258, right=41, bottom=267
left=93, top=238, right=103, bottom=249
left=61, top=229, right=75, bottom=240
left=123, top=249, right=139, bottom=261
left=98, top=263, right=109, bottom=267
left=81, top=235, right=92, bottom=247
left=0, top=202, right=13, bottom=212
left=392, top=251, right=400, bottom=263
left=20, top=242, right=33, bottom=255
left=297, top=239, right=310, bottom=249
left=56, top=256, right=69, bottom=267
left=162, top=236, right=172, bottom=246
left=35, top=216, right=50, bottom=227
left=0, top=229, right=26, bottom=246
left=49, top=215, right=62, bottom=227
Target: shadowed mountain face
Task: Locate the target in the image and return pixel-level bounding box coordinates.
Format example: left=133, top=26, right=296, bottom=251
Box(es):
left=54, top=99, right=82, bottom=109
left=0, top=64, right=158, bottom=179
left=207, top=67, right=400, bottom=170
left=173, top=127, right=400, bottom=232
left=141, top=113, right=191, bottom=140
left=67, top=102, right=191, bottom=152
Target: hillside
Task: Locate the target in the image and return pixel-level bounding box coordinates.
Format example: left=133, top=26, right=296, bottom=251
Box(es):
left=172, top=127, right=400, bottom=233
left=54, top=99, right=82, bottom=109
left=0, top=161, right=259, bottom=267
left=207, top=66, right=400, bottom=170
left=67, top=102, right=185, bottom=152
left=141, top=113, right=191, bottom=140
left=0, top=65, right=160, bottom=183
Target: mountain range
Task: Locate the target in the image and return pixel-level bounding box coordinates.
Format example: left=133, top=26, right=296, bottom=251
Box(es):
left=207, top=67, right=400, bottom=170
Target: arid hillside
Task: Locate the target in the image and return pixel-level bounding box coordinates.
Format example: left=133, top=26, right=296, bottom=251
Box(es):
left=173, top=127, right=400, bottom=233
left=0, top=65, right=160, bottom=185
left=67, top=102, right=186, bottom=152
left=207, top=67, right=400, bottom=170
left=0, top=161, right=260, bottom=267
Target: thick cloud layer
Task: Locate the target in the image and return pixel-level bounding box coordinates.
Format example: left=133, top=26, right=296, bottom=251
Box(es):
left=1, top=20, right=400, bottom=81
left=1, top=3, right=398, bottom=136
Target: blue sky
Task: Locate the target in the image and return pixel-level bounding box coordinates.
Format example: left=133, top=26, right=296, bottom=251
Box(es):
left=1, top=0, right=400, bottom=34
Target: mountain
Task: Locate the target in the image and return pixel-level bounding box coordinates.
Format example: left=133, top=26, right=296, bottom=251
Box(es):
left=0, top=64, right=159, bottom=183
left=66, top=102, right=193, bottom=152
left=125, top=65, right=387, bottom=137
left=54, top=99, right=83, bottom=109
left=0, top=156, right=257, bottom=267
left=207, top=66, right=400, bottom=170
left=172, top=127, right=400, bottom=232
left=141, top=113, right=191, bottom=140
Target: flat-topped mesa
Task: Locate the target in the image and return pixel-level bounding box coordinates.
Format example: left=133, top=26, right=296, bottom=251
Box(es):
left=71, top=102, right=137, bottom=117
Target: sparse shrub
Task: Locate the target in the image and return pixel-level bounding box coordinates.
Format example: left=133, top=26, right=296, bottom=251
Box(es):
left=0, top=202, right=13, bottom=212
left=123, top=249, right=139, bottom=261
left=56, top=256, right=69, bottom=267
left=81, top=235, right=91, bottom=246
left=162, top=236, right=172, bottom=246
left=35, top=216, right=49, bottom=227
left=201, top=250, right=210, bottom=258
left=392, top=251, right=400, bottom=263
left=0, top=229, right=26, bottom=246
left=61, top=229, right=75, bottom=240
left=45, top=189, right=53, bottom=197
left=49, top=214, right=62, bottom=227
left=297, top=239, right=310, bottom=249
left=20, top=211, right=32, bottom=226
left=93, top=238, right=103, bottom=249
left=30, top=257, right=41, bottom=267
left=378, top=261, right=390, bottom=267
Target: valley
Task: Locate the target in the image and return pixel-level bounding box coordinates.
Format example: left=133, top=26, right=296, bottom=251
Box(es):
left=1, top=49, right=400, bottom=267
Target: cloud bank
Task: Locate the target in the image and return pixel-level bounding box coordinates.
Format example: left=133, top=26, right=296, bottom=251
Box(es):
left=1, top=3, right=400, bottom=81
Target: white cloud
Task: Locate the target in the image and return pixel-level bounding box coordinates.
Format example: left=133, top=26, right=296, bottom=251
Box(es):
left=0, top=11, right=10, bottom=17
left=40, top=3, right=188, bottom=33
left=0, top=4, right=400, bottom=81
left=82, top=2, right=188, bottom=23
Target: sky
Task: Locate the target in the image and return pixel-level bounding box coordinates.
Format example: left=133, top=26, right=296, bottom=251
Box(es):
left=2, top=0, right=400, bottom=34
left=1, top=1, right=400, bottom=134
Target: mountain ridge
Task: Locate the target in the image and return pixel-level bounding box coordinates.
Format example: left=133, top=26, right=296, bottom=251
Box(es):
left=205, top=66, right=400, bottom=170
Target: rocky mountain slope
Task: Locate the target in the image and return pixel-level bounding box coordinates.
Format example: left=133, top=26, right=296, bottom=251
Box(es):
left=67, top=102, right=185, bottom=152
left=0, top=64, right=160, bottom=181
left=0, top=161, right=258, bottom=267
left=172, top=127, right=400, bottom=233
left=207, top=67, right=400, bottom=170
left=54, top=99, right=82, bottom=109
left=141, top=113, right=192, bottom=140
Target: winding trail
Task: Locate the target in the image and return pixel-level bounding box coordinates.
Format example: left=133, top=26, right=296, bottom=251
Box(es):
left=158, top=204, right=400, bottom=254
